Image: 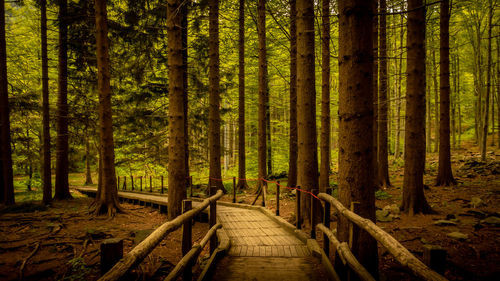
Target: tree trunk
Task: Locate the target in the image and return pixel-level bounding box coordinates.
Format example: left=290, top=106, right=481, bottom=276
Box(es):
left=497, top=37, right=500, bottom=148
left=395, top=10, right=404, bottom=159
left=208, top=0, right=223, bottom=192
left=319, top=0, right=330, bottom=193
left=337, top=0, right=378, bottom=277
left=41, top=0, right=52, bottom=204
left=457, top=55, right=462, bottom=148
left=237, top=0, right=248, bottom=190
left=182, top=0, right=189, bottom=186
left=167, top=0, right=188, bottom=220
left=378, top=0, right=391, bottom=189
left=402, top=0, right=433, bottom=215
left=297, top=0, right=318, bottom=224
left=54, top=0, right=71, bottom=200
left=84, top=127, right=93, bottom=185
left=372, top=0, right=379, bottom=188
left=436, top=0, right=456, bottom=186
left=432, top=47, right=439, bottom=153
left=288, top=0, right=298, bottom=189
left=257, top=0, right=268, bottom=198
left=451, top=55, right=457, bottom=149
left=481, top=0, right=492, bottom=161
left=92, top=0, right=121, bottom=216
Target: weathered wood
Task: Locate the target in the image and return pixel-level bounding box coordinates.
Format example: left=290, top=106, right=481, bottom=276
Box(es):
left=233, top=177, right=236, bottom=203
left=323, top=188, right=331, bottom=256
left=182, top=200, right=192, bottom=281
left=423, top=245, right=446, bottom=275
left=100, top=238, right=123, bottom=275
left=149, top=176, right=152, bottom=192
left=117, top=176, right=120, bottom=191
left=130, top=175, right=133, bottom=191
left=318, top=193, right=447, bottom=281
left=98, top=190, right=223, bottom=281
left=161, top=175, right=164, bottom=194
left=311, top=189, right=318, bottom=239
left=317, top=223, right=374, bottom=281
left=165, top=224, right=222, bottom=281
left=210, top=196, right=217, bottom=254
left=276, top=181, right=280, bottom=216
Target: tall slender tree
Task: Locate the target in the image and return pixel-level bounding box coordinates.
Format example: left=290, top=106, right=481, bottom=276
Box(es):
left=402, top=0, right=433, bottom=215
left=92, top=0, right=121, bottom=216
left=54, top=0, right=72, bottom=200
left=257, top=0, right=268, bottom=201
left=0, top=0, right=14, bottom=205
left=378, top=0, right=391, bottom=188
left=337, top=0, right=378, bottom=276
left=297, top=0, right=318, bottom=224
left=372, top=0, right=379, bottom=187
left=208, top=0, right=223, bottom=192
left=481, top=0, right=493, bottom=161
left=182, top=0, right=189, bottom=186
left=41, top=0, right=52, bottom=204
left=237, top=0, right=249, bottom=190
left=436, top=0, right=456, bottom=186
left=167, top=0, right=187, bottom=219
left=319, top=0, right=330, bottom=193
left=288, top=0, right=298, bottom=190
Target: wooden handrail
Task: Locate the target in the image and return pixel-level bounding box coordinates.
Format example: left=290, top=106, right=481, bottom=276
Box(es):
left=164, top=223, right=222, bottom=281
left=316, top=224, right=375, bottom=281
left=318, top=193, right=447, bottom=281
left=98, top=190, right=224, bottom=281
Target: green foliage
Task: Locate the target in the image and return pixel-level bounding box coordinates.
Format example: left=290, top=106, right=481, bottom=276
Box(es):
left=375, top=190, right=392, bottom=200
left=63, top=257, right=92, bottom=281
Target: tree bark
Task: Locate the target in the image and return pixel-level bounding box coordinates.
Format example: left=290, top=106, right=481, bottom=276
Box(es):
left=167, top=0, right=188, bottom=220
left=378, top=0, right=391, bottom=189
left=92, top=0, right=121, bottom=216
left=319, top=0, right=330, bottom=193
left=288, top=0, right=298, bottom=189
left=436, top=0, right=456, bottom=186
left=481, top=0, right=492, bottom=161
left=208, top=0, right=223, bottom=192
left=237, top=0, right=249, bottom=190
left=338, top=0, right=378, bottom=277
left=182, top=0, right=189, bottom=186
left=41, top=0, right=52, bottom=204
left=395, top=10, right=404, bottom=159
left=297, top=0, right=318, bottom=224
left=84, top=127, right=93, bottom=185
left=432, top=47, right=439, bottom=153
left=402, top=0, right=433, bottom=215
left=257, top=0, right=268, bottom=198
left=54, top=0, right=72, bottom=200
left=372, top=0, right=379, bottom=188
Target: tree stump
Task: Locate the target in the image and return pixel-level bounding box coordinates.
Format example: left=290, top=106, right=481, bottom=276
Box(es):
left=100, top=238, right=123, bottom=274
left=423, top=245, right=446, bottom=275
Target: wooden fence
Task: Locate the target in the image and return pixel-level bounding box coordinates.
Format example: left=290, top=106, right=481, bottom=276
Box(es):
left=98, top=190, right=223, bottom=281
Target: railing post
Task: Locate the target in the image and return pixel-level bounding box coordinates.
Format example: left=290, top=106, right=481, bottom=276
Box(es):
left=123, top=176, right=127, bottom=190
left=232, top=177, right=236, bottom=203
left=311, top=189, right=318, bottom=239
left=209, top=186, right=217, bottom=254
left=323, top=188, right=331, bottom=256
left=150, top=176, right=152, bottom=192
left=276, top=181, right=280, bottom=216
left=161, top=175, right=164, bottom=194
left=117, top=176, right=120, bottom=191
left=182, top=200, right=192, bottom=281
left=140, top=176, right=143, bottom=191
left=131, top=175, right=134, bottom=191
left=296, top=187, right=301, bottom=229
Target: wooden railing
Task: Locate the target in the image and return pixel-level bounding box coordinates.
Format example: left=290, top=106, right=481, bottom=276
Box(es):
left=315, top=191, right=448, bottom=281
left=98, top=190, right=224, bottom=281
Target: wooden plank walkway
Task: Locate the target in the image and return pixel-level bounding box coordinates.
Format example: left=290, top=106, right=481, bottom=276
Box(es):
left=74, top=187, right=328, bottom=280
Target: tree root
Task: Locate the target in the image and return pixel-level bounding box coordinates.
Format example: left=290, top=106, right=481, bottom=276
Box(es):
left=19, top=242, right=40, bottom=281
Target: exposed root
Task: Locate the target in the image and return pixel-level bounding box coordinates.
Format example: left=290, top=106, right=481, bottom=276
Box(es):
left=19, top=242, right=40, bottom=280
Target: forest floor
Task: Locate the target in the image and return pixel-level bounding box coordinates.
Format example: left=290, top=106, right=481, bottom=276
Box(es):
left=221, top=141, right=500, bottom=281
left=0, top=142, right=499, bottom=281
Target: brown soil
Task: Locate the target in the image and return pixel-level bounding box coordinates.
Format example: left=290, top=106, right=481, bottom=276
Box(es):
left=0, top=197, right=210, bottom=281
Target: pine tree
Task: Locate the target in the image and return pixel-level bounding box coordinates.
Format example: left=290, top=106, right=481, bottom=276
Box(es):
left=288, top=0, right=298, bottom=190
left=319, top=0, right=330, bottom=193
left=237, top=0, right=249, bottom=190
left=41, top=0, right=52, bottom=204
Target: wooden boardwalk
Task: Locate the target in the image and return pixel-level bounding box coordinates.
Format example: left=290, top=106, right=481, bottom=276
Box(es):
left=74, top=187, right=328, bottom=280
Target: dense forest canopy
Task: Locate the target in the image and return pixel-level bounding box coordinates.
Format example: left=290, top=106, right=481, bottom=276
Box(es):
left=1, top=0, right=499, bottom=203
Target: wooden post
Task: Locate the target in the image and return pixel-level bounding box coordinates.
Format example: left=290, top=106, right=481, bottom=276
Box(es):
left=311, top=189, right=318, bottom=239
left=323, top=188, right=331, bottom=256
left=182, top=200, right=193, bottom=281
left=123, top=177, right=127, bottom=190
left=190, top=176, right=193, bottom=197
left=296, top=187, right=301, bottom=229
left=100, top=238, right=123, bottom=274
left=130, top=175, right=134, bottom=191
left=423, top=245, right=446, bottom=275
left=209, top=186, right=217, bottom=254
left=117, top=176, right=120, bottom=191
left=150, top=176, right=152, bottom=192
left=276, top=181, right=280, bottom=216
left=161, top=175, right=164, bottom=194
left=140, top=176, right=142, bottom=191
left=233, top=177, right=236, bottom=203
left=348, top=202, right=359, bottom=249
